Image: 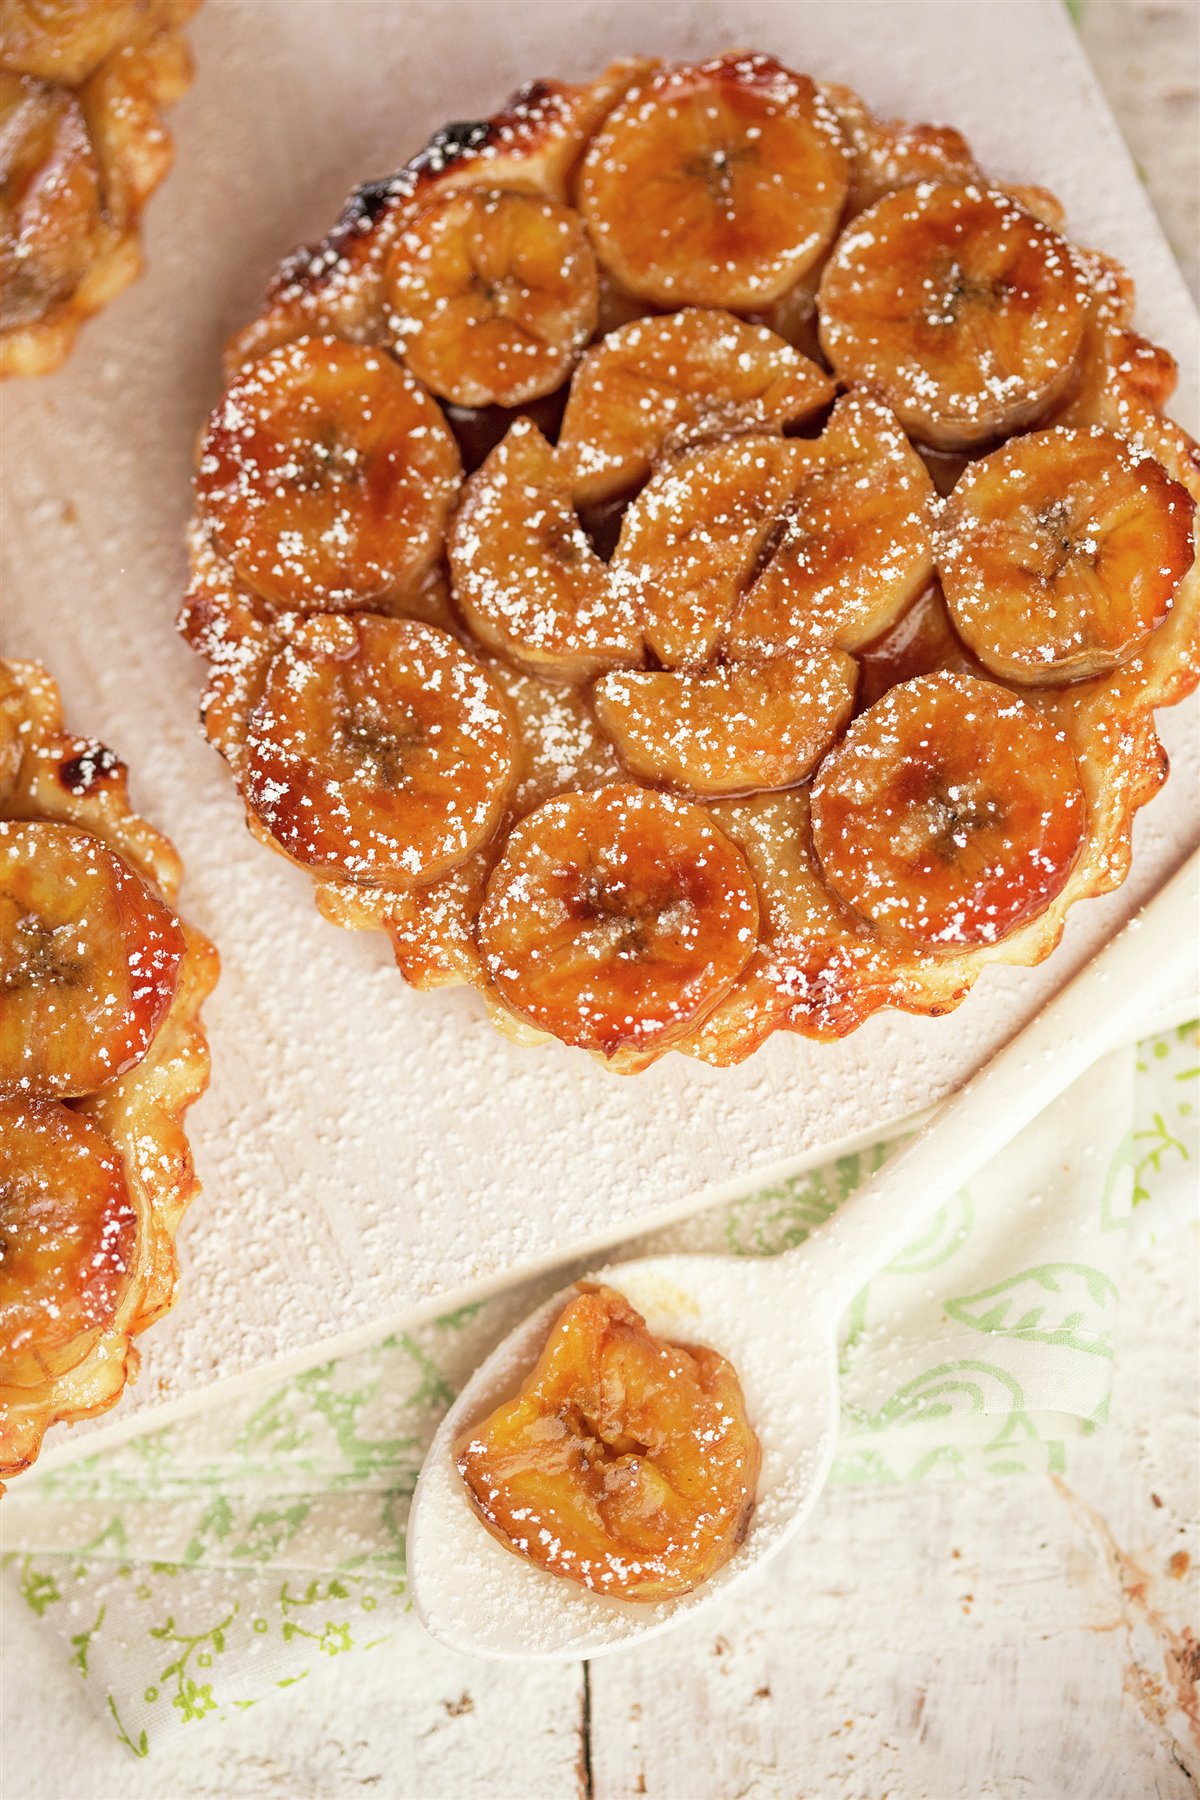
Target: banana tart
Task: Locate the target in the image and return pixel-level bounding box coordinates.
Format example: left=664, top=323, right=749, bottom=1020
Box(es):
left=0, top=0, right=198, bottom=378
left=0, top=661, right=217, bottom=1482
left=181, top=52, right=1198, bottom=1073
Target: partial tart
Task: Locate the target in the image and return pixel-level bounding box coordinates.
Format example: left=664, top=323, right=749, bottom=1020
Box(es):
left=0, top=0, right=199, bottom=378
left=0, top=660, right=218, bottom=1482
left=180, top=51, right=1198, bottom=1074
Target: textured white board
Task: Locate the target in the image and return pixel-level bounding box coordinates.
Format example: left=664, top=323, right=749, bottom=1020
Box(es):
left=2, top=0, right=1197, bottom=1465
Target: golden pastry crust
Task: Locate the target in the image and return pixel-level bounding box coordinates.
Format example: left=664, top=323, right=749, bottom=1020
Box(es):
left=181, top=52, right=1198, bottom=1073
left=0, top=660, right=217, bottom=1481
left=0, top=0, right=198, bottom=378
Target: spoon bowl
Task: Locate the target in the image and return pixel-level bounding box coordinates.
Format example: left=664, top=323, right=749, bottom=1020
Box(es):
left=407, top=1252, right=842, bottom=1660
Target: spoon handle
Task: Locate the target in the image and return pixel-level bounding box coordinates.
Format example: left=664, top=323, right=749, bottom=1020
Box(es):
left=799, top=848, right=1200, bottom=1309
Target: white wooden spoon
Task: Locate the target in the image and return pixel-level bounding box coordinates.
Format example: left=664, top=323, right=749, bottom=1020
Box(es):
left=408, top=850, right=1200, bottom=1661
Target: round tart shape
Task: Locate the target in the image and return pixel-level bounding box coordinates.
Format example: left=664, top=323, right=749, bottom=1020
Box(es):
left=182, top=51, right=1199, bottom=1071
left=0, top=0, right=198, bottom=378
left=0, top=660, right=217, bottom=1483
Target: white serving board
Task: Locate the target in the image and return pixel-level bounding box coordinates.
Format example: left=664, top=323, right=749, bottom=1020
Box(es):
left=2, top=0, right=1197, bottom=1469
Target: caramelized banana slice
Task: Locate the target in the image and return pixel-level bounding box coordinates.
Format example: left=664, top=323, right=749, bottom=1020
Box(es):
left=558, top=307, right=835, bottom=504
left=936, top=426, right=1195, bottom=684
left=0, top=72, right=103, bottom=333
left=223, top=61, right=653, bottom=373
left=0, top=1095, right=138, bottom=1387
left=726, top=393, right=936, bottom=658
left=611, top=435, right=796, bottom=669
left=593, top=651, right=857, bottom=798
left=316, top=661, right=625, bottom=992
left=477, top=783, right=758, bottom=1061
left=384, top=187, right=598, bottom=407
left=818, top=183, right=1087, bottom=450
left=0, top=819, right=185, bottom=1097
left=447, top=419, right=640, bottom=680
left=243, top=614, right=516, bottom=886
left=578, top=53, right=848, bottom=309
left=811, top=673, right=1086, bottom=949
left=456, top=1282, right=761, bottom=1600
left=196, top=337, right=462, bottom=611
left=79, top=13, right=193, bottom=222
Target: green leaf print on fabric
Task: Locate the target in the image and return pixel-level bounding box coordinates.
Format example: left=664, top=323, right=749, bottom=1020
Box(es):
left=230, top=1502, right=313, bottom=1564
left=1100, top=1129, right=1137, bottom=1232
left=277, top=1577, right=364, bottom=1657
left=886, top=1190, right=975, bottom=1274
left=724, top=1145, right=890, bottom=1257
left=106, top=1695, right=148, bottom=1759
left=182, top=1497, right=234, bottom=1566
left=904, top=1445, right=967, bottom=1481
left=837, top=1285, right=871, bottom=1382
left=16, top=1557, right=62, bottom=1616
left=434, top=1302, right=483, bottom=1329
left=945, top=1263, right=1118, bottom=1358
left=982, top=1411, right=1066, bottom=1477
left=868, top=1360, right=1025, bottom=1432
left=398, top=1335, right=456, bottom=1413
left=238, top=1363, right=408, bottom=1488
left=828, top=1447, right=897, bottom=1485
left=70, top=1604, right=106, bottom=1677
left=147, top=1607, right=237, bottom=1723
left=1132, top=1112, right=1190, bottom=1208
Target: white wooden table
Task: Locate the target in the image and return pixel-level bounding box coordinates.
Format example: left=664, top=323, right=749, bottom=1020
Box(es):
left=4, top=3, right=1198, bottom=1794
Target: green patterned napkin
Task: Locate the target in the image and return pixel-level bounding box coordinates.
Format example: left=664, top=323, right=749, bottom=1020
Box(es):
left=3, top=1023, right=1196, bottom=1755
